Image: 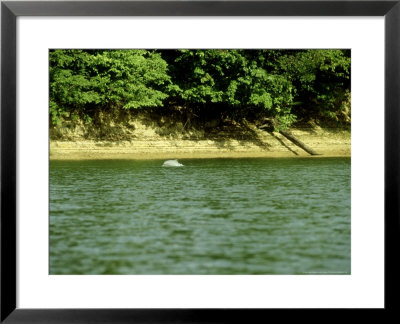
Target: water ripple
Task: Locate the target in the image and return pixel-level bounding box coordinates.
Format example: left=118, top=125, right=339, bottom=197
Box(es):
left=50, top=157, right=351, bottom=274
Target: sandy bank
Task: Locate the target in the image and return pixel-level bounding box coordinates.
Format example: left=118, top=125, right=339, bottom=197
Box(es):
left=50, top=127, right=350, bottom=160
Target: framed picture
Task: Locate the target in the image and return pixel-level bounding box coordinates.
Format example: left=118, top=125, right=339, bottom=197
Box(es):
left=1, top=0, right=398, bottom=322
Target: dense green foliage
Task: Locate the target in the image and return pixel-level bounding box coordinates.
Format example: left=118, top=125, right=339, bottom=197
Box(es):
left=50, top=49, right=350, bottom=129
left=50, top=50, right=171, bottom=125
left=276, top=49, right=351, bottom=122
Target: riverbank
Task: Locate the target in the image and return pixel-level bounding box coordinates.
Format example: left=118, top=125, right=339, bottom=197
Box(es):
left=50, top=126, right=350, bottom=160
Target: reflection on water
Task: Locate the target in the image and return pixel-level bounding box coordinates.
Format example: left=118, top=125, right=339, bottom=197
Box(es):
left=50, top=157, right=351, bottom=274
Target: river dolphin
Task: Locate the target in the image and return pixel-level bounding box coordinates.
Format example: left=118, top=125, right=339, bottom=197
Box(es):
left=162, top=159, right=184, bottom=167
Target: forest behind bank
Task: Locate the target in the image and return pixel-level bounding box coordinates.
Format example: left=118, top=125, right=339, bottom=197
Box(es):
left=50, top=49, right=350, bottom=137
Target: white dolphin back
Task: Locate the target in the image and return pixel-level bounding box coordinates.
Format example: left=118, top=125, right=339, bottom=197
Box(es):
left=162, top=159, right=184, bottom=167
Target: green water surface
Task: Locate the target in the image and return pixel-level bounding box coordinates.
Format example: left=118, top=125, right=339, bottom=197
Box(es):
left=50, top=157, right=351, bottom=274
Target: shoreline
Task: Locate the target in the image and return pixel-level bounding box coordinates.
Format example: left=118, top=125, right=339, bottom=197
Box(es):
left=49, top=150, right=351, bottom=161
left=50, top=152, right=351, bottom=161
left=50, top=128, right=351, bottom=160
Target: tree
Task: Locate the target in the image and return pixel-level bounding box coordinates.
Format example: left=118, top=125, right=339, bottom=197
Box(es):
left=276, top=49, right=351, bottom=123
left=161, top=49, right=295, bottom=129
left=49, top=49, right=351, bottom=129
left=49, top=49, right=171, bottom=125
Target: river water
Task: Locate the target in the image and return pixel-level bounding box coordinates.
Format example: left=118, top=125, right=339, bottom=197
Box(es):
left=50, top=157, right=351, bottom=274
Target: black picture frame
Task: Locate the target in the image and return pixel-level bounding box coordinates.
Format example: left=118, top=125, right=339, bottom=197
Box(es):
left=1, top=0, right=399, bottom=322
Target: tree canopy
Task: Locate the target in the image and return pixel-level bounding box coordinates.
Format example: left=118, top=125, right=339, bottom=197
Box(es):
left=49, top=49, right=350, bottom=130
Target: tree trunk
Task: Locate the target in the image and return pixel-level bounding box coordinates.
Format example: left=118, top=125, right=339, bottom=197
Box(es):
left=259, top=121, right=321, bottom=156
left=278, top=129, right=321, bottom=156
